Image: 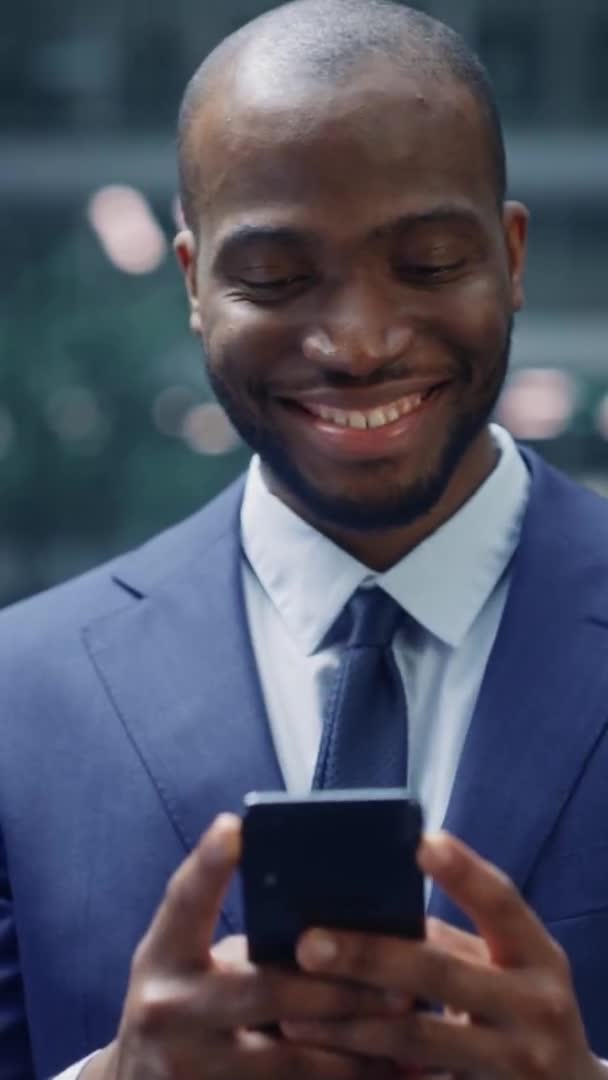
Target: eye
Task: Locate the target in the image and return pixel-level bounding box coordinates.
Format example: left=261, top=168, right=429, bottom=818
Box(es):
left=396, top=260, right=466, bottom=282
left=239, top=275, right=312, bottom=290
left=232, top=273, right=315, bottom=304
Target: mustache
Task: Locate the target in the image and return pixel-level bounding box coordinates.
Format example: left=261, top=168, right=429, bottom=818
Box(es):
left=260, top=351, right=475, bottom=398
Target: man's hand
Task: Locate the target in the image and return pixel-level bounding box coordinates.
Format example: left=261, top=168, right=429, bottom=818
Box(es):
left=283, top=833, right=606, bottom=1079
left=83, top=815, right=401, bottom=1080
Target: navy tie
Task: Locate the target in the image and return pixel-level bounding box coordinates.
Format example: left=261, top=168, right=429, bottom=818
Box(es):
left=313, top=587, right=408, bottom=789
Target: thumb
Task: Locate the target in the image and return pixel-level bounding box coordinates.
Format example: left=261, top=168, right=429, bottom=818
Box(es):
left=142, top=813, right=241, bottom=972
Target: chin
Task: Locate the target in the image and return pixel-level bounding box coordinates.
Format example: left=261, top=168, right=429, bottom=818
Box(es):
left=273, top=465, right=450, bottom=533
left=266, top=418, right=487, bottom=533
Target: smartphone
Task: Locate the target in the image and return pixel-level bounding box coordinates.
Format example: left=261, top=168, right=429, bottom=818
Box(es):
left=241, top=789, right=425, bottom=968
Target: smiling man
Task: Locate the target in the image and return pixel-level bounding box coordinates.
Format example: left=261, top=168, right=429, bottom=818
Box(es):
left=175, top=9, right=522, bottom=568
left=2, top=2, right=608, bottom=1078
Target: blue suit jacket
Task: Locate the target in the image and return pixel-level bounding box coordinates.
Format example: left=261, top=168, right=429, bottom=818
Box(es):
left=2, top=450, right=608, bottom=1077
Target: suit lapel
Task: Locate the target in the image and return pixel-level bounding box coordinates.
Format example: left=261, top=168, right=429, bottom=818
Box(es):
left=83, top=459, right=608, bottom=936
left=84, top=481, right=283, bottom=935
left=429, top=455, right=608, bottom=926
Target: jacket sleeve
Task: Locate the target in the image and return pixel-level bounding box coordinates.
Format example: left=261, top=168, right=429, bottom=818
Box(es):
left=0, top=829, right=35, bottom=1080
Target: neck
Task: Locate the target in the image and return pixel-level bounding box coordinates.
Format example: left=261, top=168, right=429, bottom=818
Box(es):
left=266, top=428, right=499, bottom=572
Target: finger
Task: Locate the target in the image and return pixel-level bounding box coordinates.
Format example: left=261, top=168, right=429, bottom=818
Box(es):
left=136, top=967, right=401, bottom=1033
left=297, top=928, right=525, bottom=1022
left=140, top=814, right=241, bottom=972
left=425, top=918, right=489, bottom=965
left=281, top=1012, right=506, bottom=1075
left=237, top=1030, right=402, bottom=1080
left=163, top=1025, right=401, bottom=1080
left=418, top=834, right=559, bottom=968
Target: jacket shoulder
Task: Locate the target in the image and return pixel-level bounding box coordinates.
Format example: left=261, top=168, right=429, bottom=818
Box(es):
left=524, top=449, right=608, bottom=555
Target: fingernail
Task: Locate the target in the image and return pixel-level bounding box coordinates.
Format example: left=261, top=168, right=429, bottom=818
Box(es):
left=298, top=931, right=338, bottom=967
left=206, top=815, right=241, bottom=861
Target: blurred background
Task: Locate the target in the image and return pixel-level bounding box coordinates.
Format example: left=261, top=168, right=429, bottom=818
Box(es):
left=1, top=0, right=607, bottom=608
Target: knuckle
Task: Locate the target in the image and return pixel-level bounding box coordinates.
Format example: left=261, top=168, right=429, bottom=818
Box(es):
left=230, top=972, right=262, bottom=1020
left=508, top=1037, right=558, bottom=1080
left=540, top=982, right=572, bottom=1025
left=129, top=976, right=177, bottom=1037
left=486, top=869, right=518, bottom=917
left=548, top=938, right=571, bottom=977
left=214, top=968, right=277, bottom=1026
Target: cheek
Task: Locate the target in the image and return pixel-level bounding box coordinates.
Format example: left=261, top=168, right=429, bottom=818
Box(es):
left=202, top=297, right=294, bottom=379
left=445, top=278, right=510, bottom=357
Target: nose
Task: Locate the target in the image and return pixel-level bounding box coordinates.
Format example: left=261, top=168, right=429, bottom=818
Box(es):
left=301, top=282, right=414, bottom=377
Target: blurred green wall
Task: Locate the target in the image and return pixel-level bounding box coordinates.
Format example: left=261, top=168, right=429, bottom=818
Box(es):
left=1, top=0, right=607, bottom=608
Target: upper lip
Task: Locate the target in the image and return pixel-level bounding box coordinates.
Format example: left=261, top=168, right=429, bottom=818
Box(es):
left=276, top=377, right=452, bottom=412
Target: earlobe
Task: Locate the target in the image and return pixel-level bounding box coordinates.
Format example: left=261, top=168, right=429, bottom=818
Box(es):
left=189, top=304, right=203, bottom=335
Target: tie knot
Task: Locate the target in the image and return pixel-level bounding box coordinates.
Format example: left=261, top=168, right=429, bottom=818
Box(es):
left=346, top=587, right=403, bottom=649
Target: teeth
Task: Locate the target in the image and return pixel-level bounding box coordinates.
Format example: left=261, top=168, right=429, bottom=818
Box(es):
left=400, top=394, right=423, bottom=416
left=349, top=412, right=367, bottom=430
left=308, top=393, right=426, bottom=429
left=368, top=409, right=388, bottom=429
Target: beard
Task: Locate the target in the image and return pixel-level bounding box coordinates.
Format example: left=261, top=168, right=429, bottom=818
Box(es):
left=206, top=322, right=512, bottom=533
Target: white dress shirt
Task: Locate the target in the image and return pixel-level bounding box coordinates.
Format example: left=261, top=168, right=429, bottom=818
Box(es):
left=241, top=423, right=529, bottom=837
left=55, top=423, right=530, bottom=1080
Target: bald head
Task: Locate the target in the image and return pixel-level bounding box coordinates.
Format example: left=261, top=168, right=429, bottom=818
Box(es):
left=177, top=0, right=507, bottom=234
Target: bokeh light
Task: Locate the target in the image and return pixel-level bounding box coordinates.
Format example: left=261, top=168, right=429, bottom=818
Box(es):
left=88, top=185, right=168, bottom=274
left=152, top=385, right=198, bottom=437
left=45, top=385, right=110, bottom=450
left=497, top=368, right=576, bottom=441
left=180, top=403, right=240, bottom=455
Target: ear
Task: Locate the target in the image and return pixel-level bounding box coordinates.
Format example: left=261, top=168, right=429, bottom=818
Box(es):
left=174, top=229, right=202, bottom=335
left=502, top=201, right=529, bottom=313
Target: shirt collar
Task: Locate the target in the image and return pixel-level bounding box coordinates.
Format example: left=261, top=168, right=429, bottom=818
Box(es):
left=240, top=424, right=530, bottom=654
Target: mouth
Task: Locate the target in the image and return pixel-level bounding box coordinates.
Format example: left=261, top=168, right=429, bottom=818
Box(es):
left=297, top=386, right=437, bottom=430
left=277, top=382, right=450, bottom=462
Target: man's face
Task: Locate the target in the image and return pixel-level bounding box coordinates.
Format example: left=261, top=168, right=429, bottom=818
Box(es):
left=178, top=60, right=527, bottom=532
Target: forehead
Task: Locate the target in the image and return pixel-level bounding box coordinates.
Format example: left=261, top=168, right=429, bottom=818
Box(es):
left=191, top=55, right=496, bottom=239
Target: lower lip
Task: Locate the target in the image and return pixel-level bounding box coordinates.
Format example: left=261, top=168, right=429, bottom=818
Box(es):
left=281, top=386, right=448, bottom=462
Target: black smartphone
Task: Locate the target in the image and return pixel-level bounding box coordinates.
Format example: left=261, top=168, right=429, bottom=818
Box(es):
left=241, top=789, right=425, bottom=967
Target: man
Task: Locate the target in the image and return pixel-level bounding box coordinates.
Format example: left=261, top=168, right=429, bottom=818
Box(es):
left=1, top=0, right=608, bottom=1076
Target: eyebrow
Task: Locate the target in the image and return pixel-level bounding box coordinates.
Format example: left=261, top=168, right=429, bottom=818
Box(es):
left=214, top=204, right=483, bottom=262
left=373, top=205, right=484, bottom=240
left=214, top=226, right=318, bottom=264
